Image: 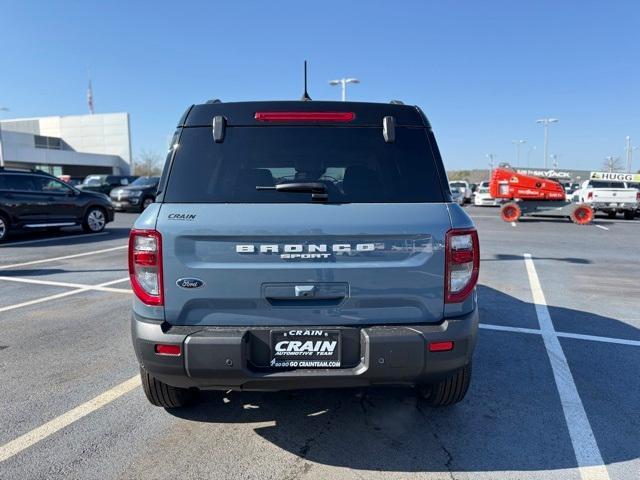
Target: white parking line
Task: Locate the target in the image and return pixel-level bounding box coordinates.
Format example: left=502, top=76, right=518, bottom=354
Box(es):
left=0, top=232, right=109, bottom=248
left=556, top=331, right=640, bottom=347
left=524, top=254, right=610, bottom=480
left=0, top=277, right=130, bottom=315
left=0, top=245, right=127, bottom=270
left=0, top=275, right=131, bottom=293
left=0, top=375, right=140, bottom=464
left=510, top=222, right=517, bottom=227
left=479, top=323, right=540, bottom=335
left=480, top=323, right=640, bottom=347
left=594, top=225, right=609, bottom=231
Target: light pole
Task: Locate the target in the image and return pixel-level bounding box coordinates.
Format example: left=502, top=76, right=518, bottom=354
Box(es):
left=536, top=118, right=558, bottom=168
left=329, top=78, right=360, bottom=101
left=625, top=136, right=638, bottom=173
left=511, top=140, right=526, bottom=167
left=550, top=154, right=560, bottom=169
left=526, top=146, right=536, bottom=168
left=0, top=106, right=10, bottom=168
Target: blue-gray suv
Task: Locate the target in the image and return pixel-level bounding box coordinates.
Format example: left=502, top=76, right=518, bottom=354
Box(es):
left=130, top=101, right=480, bottom=408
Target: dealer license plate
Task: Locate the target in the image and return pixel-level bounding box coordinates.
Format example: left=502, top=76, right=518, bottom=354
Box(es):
left=270, top=329, right=341, bottom=368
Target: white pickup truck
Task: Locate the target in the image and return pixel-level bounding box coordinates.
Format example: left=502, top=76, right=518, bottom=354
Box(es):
left=574, top=179, right=639, bottom=219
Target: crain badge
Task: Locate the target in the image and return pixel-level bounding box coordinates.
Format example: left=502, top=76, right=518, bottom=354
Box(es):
left=176, top=278, right=205, bottom=289
left=168, top=213, right=196, bottom=221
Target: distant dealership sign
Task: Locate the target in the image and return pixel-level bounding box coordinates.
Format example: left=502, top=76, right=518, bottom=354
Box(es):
left=515, top=168, right=573, bottom=179
left=590, top=171, right=640, bottom=182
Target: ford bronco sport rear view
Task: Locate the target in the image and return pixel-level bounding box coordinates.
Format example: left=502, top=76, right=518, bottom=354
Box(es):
left=130, top=101, right=479, bottom=408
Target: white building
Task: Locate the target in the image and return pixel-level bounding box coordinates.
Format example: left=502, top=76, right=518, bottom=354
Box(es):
left=0, top=112, right=132, bottom=177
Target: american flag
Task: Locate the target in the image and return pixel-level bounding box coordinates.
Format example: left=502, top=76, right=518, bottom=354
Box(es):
left=87, top=79, right=94, bottom=114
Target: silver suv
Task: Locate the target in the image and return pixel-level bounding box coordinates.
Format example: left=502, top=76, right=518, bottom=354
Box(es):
left=130, top=101, right=480, bottom=408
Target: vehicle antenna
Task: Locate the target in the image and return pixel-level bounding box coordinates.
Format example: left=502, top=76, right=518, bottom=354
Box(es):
left=301, top=60, right=312, bottom=101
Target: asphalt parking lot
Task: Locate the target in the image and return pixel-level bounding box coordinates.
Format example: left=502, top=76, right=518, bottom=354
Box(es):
left=0, top=207, right=638, bottom=480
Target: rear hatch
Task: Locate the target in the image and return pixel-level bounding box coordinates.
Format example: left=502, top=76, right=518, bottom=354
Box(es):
left=158, top=108, right=451, bottom=327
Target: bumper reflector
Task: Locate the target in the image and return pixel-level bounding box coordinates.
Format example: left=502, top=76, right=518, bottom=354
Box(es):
left=155, top=344, right=181, bottom=356
left=428, top=341, right=454, bottom=352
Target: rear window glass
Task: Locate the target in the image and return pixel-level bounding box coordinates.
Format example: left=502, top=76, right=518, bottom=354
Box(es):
left=83, top=175, right=105, bottom=185
left=589, top=181, right=626, bottom=189
left=130, top=176, right=159, bottom=187
left=164, top=127, right=444, bottom=203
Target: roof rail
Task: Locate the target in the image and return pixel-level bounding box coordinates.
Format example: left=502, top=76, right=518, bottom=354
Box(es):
left=205, top=99, right=222, bottom=104
left=389, top=100, right=404, bottom=105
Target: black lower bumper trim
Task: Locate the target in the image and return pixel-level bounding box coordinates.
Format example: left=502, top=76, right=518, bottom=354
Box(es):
left=132, top=311, right=478, bottom=391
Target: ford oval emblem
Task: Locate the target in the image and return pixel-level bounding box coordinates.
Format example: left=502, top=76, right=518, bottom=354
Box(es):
left=176, top=278, right=205, bottom=289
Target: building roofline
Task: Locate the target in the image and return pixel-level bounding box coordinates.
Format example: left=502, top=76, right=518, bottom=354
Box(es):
left=0, top=112, right=129, bottom=123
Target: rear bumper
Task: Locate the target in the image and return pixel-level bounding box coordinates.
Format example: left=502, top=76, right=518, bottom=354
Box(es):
left=591, top=202, right=637, bottom=212
left=131, top=310, right=479, bottom=391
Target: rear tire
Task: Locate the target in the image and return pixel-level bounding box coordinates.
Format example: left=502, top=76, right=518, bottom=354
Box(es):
left=82, top=206, right=107, bottom=233
left=141, top=197, right=154, bottom=211
left=607, top=211, right=617, bottom=219
left=140, top=368, right=195, bottom=408
left=623, top=211, right=634, bottom=220
left=500, top=202, right=521, bottom=222
left=570, top=204, right=594, bottom=225
left=418, top=363, right=472, bottom=407
left=0, top=214, right=9, bottom=243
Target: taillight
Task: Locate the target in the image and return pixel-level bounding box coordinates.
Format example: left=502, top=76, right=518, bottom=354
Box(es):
left=587, top=191, right=593, bottom=200
left=129, top=229, right=163, bottom=306
left=254, top=111, right=355, bottom=122
left=445, top=228, right=480, bottom=303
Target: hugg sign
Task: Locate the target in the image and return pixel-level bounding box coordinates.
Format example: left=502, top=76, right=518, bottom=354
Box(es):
left=590, top=171, right=640, bottom=182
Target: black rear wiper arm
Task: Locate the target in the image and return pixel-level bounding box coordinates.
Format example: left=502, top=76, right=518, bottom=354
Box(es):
left=256, top=182, right=328, bottom=201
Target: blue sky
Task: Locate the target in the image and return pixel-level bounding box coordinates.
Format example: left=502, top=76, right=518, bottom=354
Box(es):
left=2, top=1, right=639, bottom=171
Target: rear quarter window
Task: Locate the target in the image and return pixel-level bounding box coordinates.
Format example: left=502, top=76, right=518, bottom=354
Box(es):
left=0, top=174, right=38, bottom=191
left=164, top=126, right=445, bottom=204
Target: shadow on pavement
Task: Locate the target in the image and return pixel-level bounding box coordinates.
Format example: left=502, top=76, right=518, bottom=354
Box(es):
left=167, top=286, right=638, bottom=475
left=483, top=253, right=591, bottom=264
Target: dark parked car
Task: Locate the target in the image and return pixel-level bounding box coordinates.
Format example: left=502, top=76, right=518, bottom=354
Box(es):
left=0, top=168, right=114, bottom=242
left=110, top=176, right=160, bottom=212
left=77, top=174, right=138, bottom=195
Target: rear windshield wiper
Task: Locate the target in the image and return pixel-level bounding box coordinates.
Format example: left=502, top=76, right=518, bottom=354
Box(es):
left=256, top=182, right=328, bottom=202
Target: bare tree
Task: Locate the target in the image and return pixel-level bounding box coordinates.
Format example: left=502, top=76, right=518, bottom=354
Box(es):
left=602, top=156, right=623, bottom=173
left=134, top=149, right=163, bottom=176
